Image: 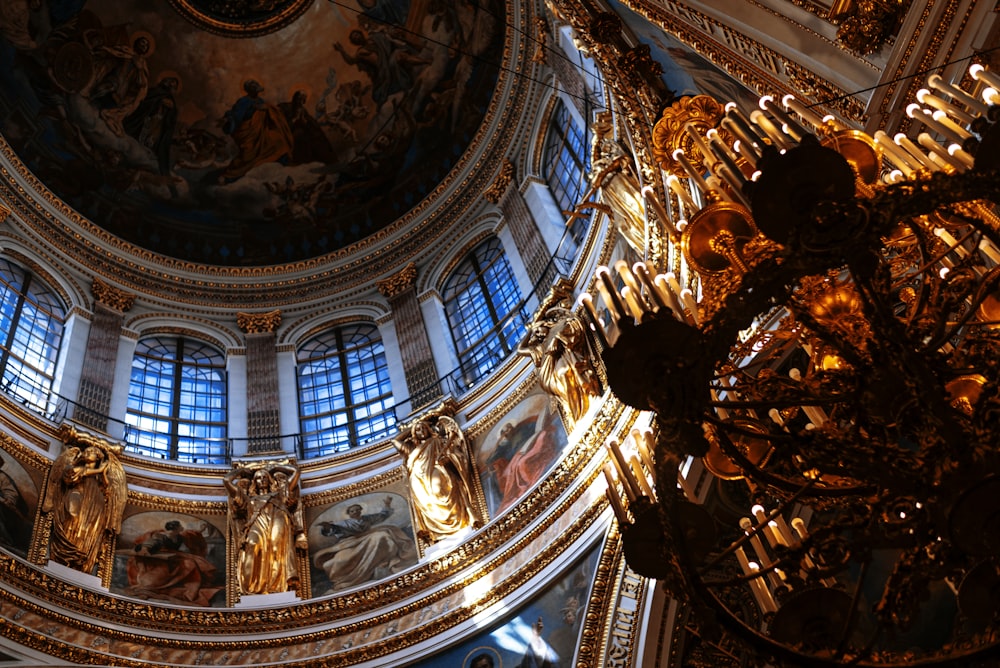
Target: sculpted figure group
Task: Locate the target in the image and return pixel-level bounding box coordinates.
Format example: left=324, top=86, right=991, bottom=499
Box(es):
left=519, top=295, right=602, bottom=428
left=393, top=415, right=484, bottom=544
left=42, top=426, right=127, bottom=578
left=224, top=462, right=305, bottom=596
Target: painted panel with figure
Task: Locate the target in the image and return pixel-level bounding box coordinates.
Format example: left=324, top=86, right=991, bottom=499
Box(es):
left=474, top=392, right=569, bottom=518
left=0, top=452, right=38, bottom=558
left=608, top=0, right=760, bottom=110
left=306, top=486, right=418, bottom=596
left=0, top=0, right=503, bottom=265
left=111, top=511, right=227, bottom=607
left=411, top=540, right=600, bottom=668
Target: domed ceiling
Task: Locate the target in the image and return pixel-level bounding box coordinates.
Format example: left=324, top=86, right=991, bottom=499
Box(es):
left=0, top=0, right=503, bottom=266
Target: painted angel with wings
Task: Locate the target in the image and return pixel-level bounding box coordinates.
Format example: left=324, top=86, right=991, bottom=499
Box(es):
left=42, top=426, right=127, bottom=577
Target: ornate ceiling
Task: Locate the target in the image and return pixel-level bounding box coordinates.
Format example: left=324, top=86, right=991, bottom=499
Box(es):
left=0, top=0, right=503, bottom=266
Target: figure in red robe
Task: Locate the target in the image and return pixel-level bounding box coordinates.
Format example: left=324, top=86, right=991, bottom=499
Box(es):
left=126, top=520, right=223, bottom=607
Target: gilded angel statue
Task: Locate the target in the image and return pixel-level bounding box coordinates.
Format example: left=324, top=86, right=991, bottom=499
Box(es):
left=225, top=462, right=303, bottom=595
left=42, top=426, right=127, bottom=578
left=519, top=297, right=602, bottom=426
left=392, top=415, right=484, bottom=544
left=589, top=110, right=646, bottom=255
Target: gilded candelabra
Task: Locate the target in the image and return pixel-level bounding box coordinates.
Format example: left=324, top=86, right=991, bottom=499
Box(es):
left=591, top=65, right=1000, bottom=666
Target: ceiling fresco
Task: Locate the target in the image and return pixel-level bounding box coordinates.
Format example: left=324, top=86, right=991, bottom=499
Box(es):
left=0, top=0, right=503, bottom=265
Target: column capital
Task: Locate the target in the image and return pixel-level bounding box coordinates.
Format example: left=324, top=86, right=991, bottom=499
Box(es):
left=238, top=309, right=282, bottom=334
left=483, top=159, right=516, bottom=204
left=92, top=278, right=136, bottom=312
left=377, top=262, right=418, bottom=299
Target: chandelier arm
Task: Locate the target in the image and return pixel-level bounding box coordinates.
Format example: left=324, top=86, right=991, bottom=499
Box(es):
left=843, top=260, right=971, bottom=453
left=701, top=558, right=790, bottom=588
left=923, top=264, right=1000, bottom=351
left=697, top=480, right=816, bottom=573
left=703, top=416, right=874, bottom=496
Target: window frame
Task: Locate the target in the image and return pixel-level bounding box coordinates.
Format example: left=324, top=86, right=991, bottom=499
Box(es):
left=542, top=98, right=591, bottom=244
left=0, top=258, right=66, bottom=416
left=442, top=238, right=528, bottom=389
left=296, top=322, right=396, bottom=458
left=125, top=335, right=229, bottom=464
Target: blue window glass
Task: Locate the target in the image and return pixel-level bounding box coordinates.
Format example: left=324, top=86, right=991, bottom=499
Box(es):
left=443, top=238, right=528, bottom=388
left=126, top=336, right=228, bottom=463
left=543, top=99, right=590, bottom=244
left=297, top=323, right=395, bottom=458
left=0, top=259, right=65, bottom=415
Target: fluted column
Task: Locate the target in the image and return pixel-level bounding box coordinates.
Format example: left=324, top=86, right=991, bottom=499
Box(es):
left=377, top=263, right=441, bottom=410
left=237, top=310, right=282, bottom=454
left=75, top=279, right=135, bottom=432
left=485, top=160, right=556, bottom=290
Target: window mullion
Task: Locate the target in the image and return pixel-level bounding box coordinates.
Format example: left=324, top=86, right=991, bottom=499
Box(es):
left=169, top=338, right=184, bottom=459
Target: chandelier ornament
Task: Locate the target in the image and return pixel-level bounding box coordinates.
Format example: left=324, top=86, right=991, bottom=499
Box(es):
left=590, top=65, right=1000, bottom=666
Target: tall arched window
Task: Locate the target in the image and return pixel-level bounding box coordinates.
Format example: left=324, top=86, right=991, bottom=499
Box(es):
left=297, top=323, right=395, bottom=458
left=543, top=99, right=590, bottom=244
left=443, top=238, right=528, bottom=388
left=0, top=258, right=65, bottom=415
left=126, top=336, right=228, bottom=463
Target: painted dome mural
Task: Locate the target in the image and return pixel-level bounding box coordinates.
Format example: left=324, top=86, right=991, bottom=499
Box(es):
left=0, top=0, right=503, bottom=265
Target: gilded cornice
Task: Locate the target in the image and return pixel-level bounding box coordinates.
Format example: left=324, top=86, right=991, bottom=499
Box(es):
left=0, top=497, right=608, bottom=666
left=744, top=0, right=881, bottom=69
left=877, top=0, right=963, bottom=130
left=0, top=394, right=624, bottom=638
left=237, top=309, right=282, bottom=334
left=0, top=0, right=537, bottom=309
left=92, top=277, right=136, bottom=312
left=0, top=430, right=52, bottom=469
left=0, top=396, right=60, bottom=448
left=126, top=490, right=227, bottom=513
left=615, top=0, right=867, bottom=123
left=578, top=522, right=623, bottom=668
left=299, top=467, right=404, bottom=505
left=375, top=262, right=418, bottom=299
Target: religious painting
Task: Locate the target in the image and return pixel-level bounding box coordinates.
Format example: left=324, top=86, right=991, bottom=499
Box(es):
left=0, top=452, right=38, bottom=558
left=474, top=391, right=569, bottom=518
left=607, top=0, right=760, bottom=111
left=0, top=0, right=503, bottom=265
left=306, top=485, right=418, bottom=596
left=410, top=539, right=601, bottom=667
left=111, top=511, right=227, bottom=607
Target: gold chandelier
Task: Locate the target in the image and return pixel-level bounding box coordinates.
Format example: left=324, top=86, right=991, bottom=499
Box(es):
left=592, top=64, right=1000, bottom=666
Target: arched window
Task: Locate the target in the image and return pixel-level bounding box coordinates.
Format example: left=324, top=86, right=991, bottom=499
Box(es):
left=126, top=336, right=228, bottom=463
left=443, top=238, right=528, bottom=388
left=297, top=323, right=395, bottom=458
left=542, top=99, right=590, bottom=244
left=0, top=258, right=65, bottom=415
